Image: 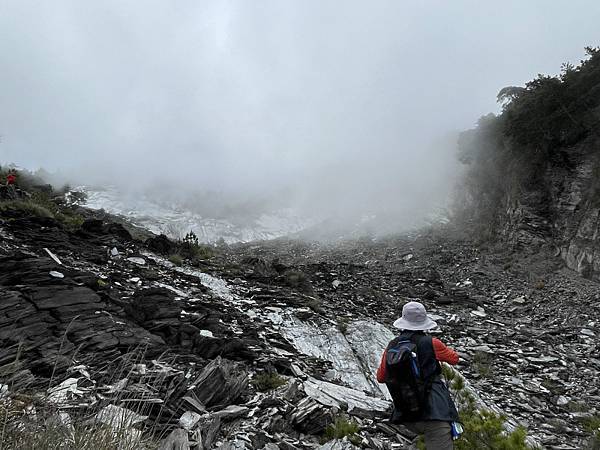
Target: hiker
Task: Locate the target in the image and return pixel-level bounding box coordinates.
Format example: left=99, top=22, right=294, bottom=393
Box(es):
left=0, top=170, right=18, bottom=200
left=377, top=301, right=460, bottom=450
left=6, top=171, right=16, bottom=186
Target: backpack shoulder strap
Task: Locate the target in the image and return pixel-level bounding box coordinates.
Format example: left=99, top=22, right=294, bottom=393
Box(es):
left=387, top=335, right=407, bottom=349
left=413, top=334, right=440, bottom=381
left=419, top=334, right=433, bottom=348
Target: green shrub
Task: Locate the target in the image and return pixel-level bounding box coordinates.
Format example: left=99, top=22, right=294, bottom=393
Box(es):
left=323, top=417, right=360, bottom=444
left=56, top=211, right=85, bottom=231
left=178, top=230, right=215, bottom=260
left=251, top=372, right=286, bottom=392
left=442, top=364, right=535, bottom=450
left=499, top=47, right=600, bottom=151
left=182, top=230, right=199, bottom=247
left=456, top=408, right=532, bottom=450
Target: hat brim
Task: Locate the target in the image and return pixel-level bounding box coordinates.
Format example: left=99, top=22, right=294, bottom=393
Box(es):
left=393, top=316, right=438, bottom=331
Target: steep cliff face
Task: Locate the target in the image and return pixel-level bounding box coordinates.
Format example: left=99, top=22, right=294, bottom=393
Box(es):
left=554, top=148, right=600, bottom=277
left=499, top=138, right=600, bottom=277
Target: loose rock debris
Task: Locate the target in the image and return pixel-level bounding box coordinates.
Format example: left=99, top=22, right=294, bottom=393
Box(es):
left=0, top=211, right=597, bottom=447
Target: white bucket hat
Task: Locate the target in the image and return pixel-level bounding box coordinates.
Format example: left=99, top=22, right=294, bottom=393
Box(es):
left=393, top=301, right=437, bottom=330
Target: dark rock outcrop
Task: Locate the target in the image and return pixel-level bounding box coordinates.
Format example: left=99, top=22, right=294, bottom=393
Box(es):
left=0, top=255, right=165, bottom=378
left=190, top=356, right=248, bottom=409
left=125, top=288, right=182, bottom=323
left=290, top=397, right=334, bottom=434
left=146, top=233, right=177, bottom=255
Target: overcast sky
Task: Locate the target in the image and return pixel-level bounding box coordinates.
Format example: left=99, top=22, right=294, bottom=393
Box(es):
left=1, top=1, right=599, bottom=219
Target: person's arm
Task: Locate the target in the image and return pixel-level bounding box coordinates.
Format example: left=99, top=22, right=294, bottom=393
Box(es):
left=376, top=349, right=387, bottom=383
left=432, top=338, right=459, bottom=365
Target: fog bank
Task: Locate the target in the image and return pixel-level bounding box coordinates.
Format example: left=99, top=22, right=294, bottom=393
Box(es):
left=2, top=1, right=599, bottom=231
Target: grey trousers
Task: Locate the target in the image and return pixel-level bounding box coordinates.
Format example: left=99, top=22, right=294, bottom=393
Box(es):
left=406, top=421, right=453, bottom=450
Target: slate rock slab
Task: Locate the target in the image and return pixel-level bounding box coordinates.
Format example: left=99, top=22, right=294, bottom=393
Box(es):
left=190, top=356, right=248, bottom=409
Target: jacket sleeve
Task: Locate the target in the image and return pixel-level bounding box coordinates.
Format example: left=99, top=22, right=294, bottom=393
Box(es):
left=376, top=349, right=387, bottom=383
left=432, top=338, right=459, bottom=365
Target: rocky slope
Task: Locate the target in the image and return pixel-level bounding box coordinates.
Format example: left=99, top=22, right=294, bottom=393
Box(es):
left=1, top=196, right=599, bottom=448
left=227, top=232, right=600, bottom=449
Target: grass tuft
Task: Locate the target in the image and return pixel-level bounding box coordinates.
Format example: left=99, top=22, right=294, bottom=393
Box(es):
left=0, top=418, right=158, bottom=450
left=251, top=372, right=286, bottom=392
left=322, top=416, right=360, bottom=445
left=0, top=347, right=177, bottom=450
left=0, top=200, right=55, bottom=218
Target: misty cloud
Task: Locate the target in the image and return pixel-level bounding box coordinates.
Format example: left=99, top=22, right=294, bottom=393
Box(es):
left=1, top=1, right=600, bottom=227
